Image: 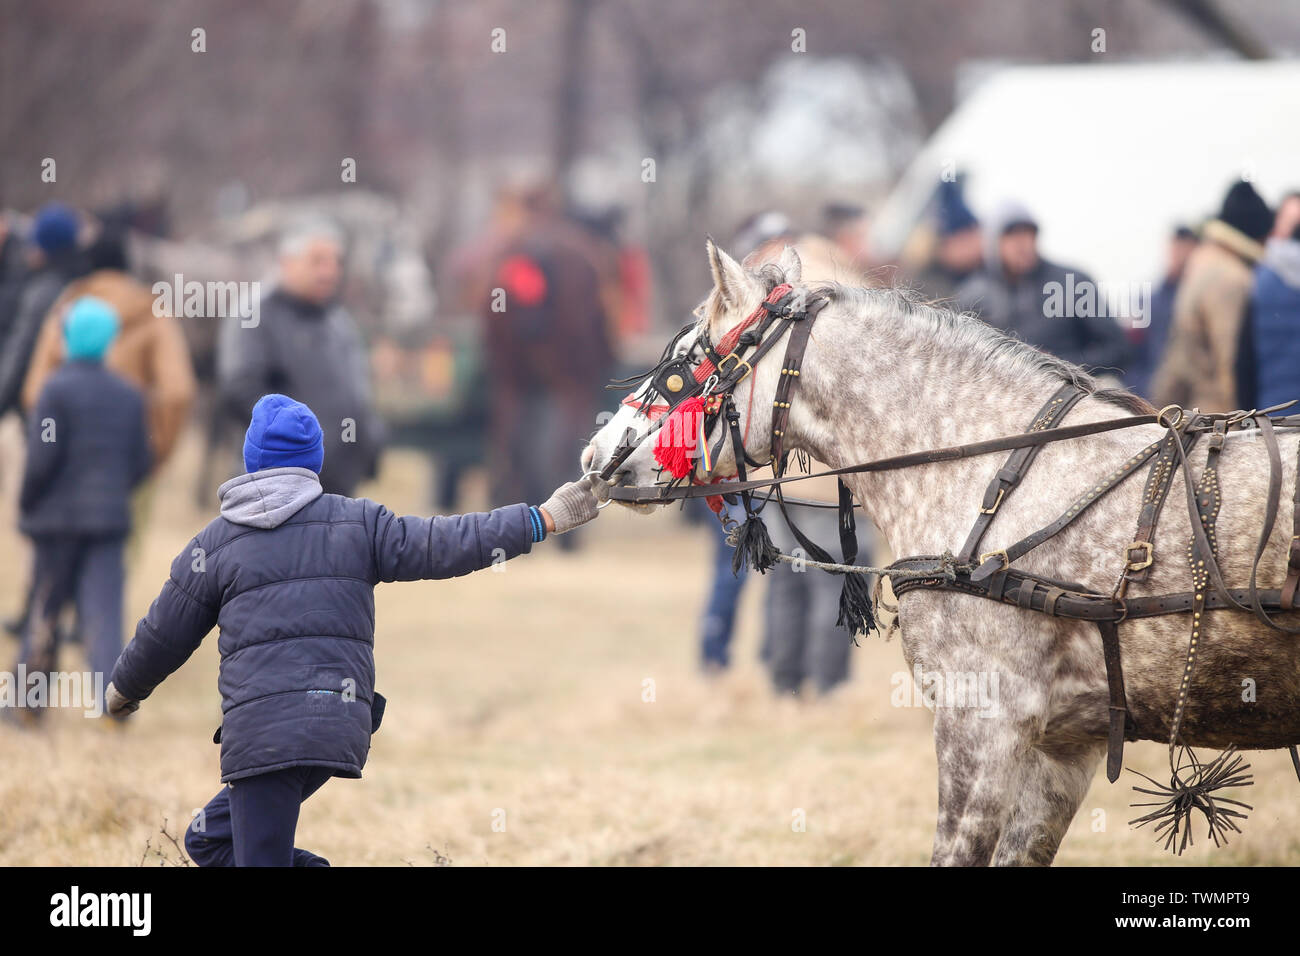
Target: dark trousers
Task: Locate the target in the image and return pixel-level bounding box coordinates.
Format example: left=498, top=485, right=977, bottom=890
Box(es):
left=17, top=534, right=125, bottom=701
left=762, top=507, right=867, bottom=696
left=186, top=765, right=334, bottom=867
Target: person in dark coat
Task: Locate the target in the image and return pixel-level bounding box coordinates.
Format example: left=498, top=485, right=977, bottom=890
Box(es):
left=480, top=186, right=616, bottom=520
left=106, top=393, right=599, bottom=866
left=15, top=296, right=151, bottom=717
left=1237, top=222, right=1300, bottom=411
left=217, top=220, right=385, bottom=497
left=914, top=180, right=983, bottom=303
left=0, top=203, right=90, bottom=421
left=955, top=200, right=1131, bottom=376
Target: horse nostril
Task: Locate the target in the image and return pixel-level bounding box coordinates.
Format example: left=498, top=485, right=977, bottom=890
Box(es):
left=580, top=445, right=596, bottom=470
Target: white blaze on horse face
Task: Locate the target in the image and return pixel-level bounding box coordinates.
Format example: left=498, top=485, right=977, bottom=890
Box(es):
left=586, top=239, right=782, bottom=503
left=584, top=331, right=694, bottom=496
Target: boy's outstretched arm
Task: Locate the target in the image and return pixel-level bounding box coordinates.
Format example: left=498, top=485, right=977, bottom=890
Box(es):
left=372, top=478, right=599, bottom=583
left=106, top=537, right=220, bottom=715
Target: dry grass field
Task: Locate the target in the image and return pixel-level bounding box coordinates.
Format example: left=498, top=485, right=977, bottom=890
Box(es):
left=2, top=424, right=1298, bottom=866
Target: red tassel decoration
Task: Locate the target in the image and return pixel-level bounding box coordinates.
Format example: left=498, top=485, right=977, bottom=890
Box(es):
left=654, top=395, right=705, bottom=479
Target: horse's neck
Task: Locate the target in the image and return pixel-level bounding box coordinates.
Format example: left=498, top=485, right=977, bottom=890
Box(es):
left=786, top=307, right=1105, bottom=558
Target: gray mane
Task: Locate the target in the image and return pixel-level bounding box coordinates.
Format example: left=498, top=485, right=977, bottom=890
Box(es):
left=751, top=262, right=1152, bottom=416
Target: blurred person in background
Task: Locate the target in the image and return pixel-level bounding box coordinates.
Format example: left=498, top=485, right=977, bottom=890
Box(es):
left=1151, top=181, right=1273, bottom=412
left=9, top=298, right=151, bottom=723
left=1271, top=191, right=1300, bottom=242
left=479, top=182, right=615, bottom=544
left=0, top=212, right=29, bottom=343
left=0, top=203, right=90, bottom=422
left=819, top=201, right=872, bottom=275
left=955, top=199, right=1130, bottom=378
left=1236, top=219, right=1300, bottom=412
left=218, top=219, right=384, bottom=497
left=22, top=227, right=196, bottom=468
left=748, top=222, right=874, bottom=698
left=912, top=179, right=983, bottom=303
left=1125, top=225, right=1198, bottom=399
left=737, top=208, right=872, bottom=284
left=6, top=227, right=197, bottom=643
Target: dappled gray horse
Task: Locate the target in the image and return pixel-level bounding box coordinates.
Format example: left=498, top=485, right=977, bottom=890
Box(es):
left=582, top=240, right=1300, bottom=866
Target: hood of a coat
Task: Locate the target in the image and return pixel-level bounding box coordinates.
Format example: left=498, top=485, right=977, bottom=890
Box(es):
left=1261, top=238, right=1300, bottom=289
left=218, top=467, right=323, bottom=529
left=68, top=271, right=156, bottom=331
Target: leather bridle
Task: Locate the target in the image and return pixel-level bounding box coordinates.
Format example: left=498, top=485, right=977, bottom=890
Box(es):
left=596, top=283, right=827, bottom=489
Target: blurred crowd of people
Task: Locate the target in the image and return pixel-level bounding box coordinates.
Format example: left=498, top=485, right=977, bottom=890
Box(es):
left=3, top=170, right=1298, bottom=715
left=0, top=187, right=648, bottom=716
left=901, top=176, right=1300, bottom=415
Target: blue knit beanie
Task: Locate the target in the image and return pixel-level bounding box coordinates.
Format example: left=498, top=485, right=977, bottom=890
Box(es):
left=64, top=296, right=120, bottom=361
left=243, top=394, right=324, bottom=474
left=936, top=180, right=979, bottom=237
left=31, top=202, right=80, bottom=255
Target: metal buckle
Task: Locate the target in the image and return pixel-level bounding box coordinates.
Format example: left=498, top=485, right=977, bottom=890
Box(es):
left=1124, top=540, right=1153, bottom=571
left=979, top=487, right=1006, bottom=515
left=978, top=549, right=1009, bottom=572
left=717, top=353, right=753, bottom=382
left=1156, top=404, right=1184, bottom=429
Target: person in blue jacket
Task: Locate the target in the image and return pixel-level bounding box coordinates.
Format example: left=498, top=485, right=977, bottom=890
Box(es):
left=15, top=296, right=151, bottom=720
left=1237, top=222, right=1300, bottom=411
left=106, top=392, right=599, bottom=866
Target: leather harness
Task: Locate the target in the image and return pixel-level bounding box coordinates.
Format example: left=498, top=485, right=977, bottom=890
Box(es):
left=603, top=284, right=1300, bottom=784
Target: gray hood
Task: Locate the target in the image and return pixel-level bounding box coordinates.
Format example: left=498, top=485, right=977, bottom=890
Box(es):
left=1262, top=237, right=1300, bottom=288
left=218, top=467, right=323, bottom=529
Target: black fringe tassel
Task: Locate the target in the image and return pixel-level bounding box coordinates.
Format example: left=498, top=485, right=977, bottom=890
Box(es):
left=1129, top=745, right=1253, bottom=855
left=730, top=514, right=780, bottom=575
left=836, top=570, right=876, bottom=640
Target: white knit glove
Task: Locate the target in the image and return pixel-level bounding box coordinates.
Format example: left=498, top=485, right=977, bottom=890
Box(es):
left=105, top=682, right=139, bottom=717
left=540, top=478, right=600, bottom=534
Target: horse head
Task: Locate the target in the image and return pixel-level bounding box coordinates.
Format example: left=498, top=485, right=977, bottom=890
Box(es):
left=582, top=238, right=807, bottom=509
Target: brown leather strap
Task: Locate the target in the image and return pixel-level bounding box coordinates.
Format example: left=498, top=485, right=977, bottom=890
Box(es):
left=1278, top=425, right=1300, bottom=610
left=1167, top=420, right=1225, bottom=749
left=888, top=554, right=1300, bottom=622
left=957, top=383, right=1085, bottom=564
left=769, top=302, right=825, bottom=475
left=1098, top=619, right=1130, bottom=782
left=1120, top=427, right=1197, bottom=589
left=608, top=412, right=1165, bottom=502
left=969, top=438, right=1164, bottom=583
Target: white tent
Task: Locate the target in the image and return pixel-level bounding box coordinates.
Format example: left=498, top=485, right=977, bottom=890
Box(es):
left=872, top=60, right=1300, bottom=287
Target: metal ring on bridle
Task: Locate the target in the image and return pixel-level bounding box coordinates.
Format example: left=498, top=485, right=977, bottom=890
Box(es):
left=582, top=468, right=615, bottom=509
left=1156, top=404, right=1184, bottom=429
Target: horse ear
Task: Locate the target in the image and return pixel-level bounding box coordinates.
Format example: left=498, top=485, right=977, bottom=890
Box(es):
left=706, top=236, right=747, bottom=310
left=776, top=244, right=802, bottom=285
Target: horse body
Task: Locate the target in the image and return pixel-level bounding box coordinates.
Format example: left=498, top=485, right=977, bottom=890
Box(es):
left=583, top=241, right=1300, bottom=865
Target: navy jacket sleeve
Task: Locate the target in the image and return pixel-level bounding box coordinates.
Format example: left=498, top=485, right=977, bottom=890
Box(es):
left=370, top=501, right=535, bottom=583
left=110, top=534, right=219, bottom=702
left=19, top=385, right=64, bottom=514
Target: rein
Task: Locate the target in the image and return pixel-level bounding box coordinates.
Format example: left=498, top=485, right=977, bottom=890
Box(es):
left=604, top=412, right=1165, bottom=502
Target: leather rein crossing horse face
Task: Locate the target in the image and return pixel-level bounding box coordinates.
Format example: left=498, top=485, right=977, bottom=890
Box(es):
left=595, top=281, right=876, bottom=635
left=596, top=282, right=826, bottom=495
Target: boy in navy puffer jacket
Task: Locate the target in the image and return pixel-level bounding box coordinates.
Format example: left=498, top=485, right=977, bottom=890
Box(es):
left=107, top=393, right=598, bottom=866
